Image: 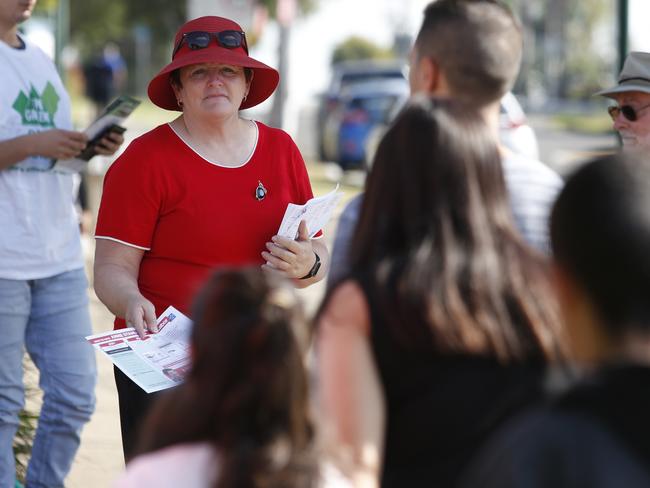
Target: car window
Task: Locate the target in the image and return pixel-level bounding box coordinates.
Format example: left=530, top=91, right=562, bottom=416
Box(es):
left=347, top=95, right=399, bottom=121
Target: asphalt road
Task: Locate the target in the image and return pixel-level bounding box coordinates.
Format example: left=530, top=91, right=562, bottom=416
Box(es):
left=527, top=113, right=618, bottom=177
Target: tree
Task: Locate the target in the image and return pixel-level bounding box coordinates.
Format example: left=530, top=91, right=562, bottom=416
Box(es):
left=41, top=0, right=320, bottom=105
left=507, top=0, right=614, bottom=100
left=331, top=36, right=395, bottom=65
left=255, top=0, right=317, bottom=17
left=255, top=0, right=319, bottom=128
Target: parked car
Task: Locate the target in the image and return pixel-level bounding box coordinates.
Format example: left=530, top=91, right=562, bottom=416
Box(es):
left=322, top=78, right=409, bottom=170
left=317, top=59, right=407, bottom=161
left=499, top=92, right=540, bottom=160
left=364, top=92, right=540, bottom=170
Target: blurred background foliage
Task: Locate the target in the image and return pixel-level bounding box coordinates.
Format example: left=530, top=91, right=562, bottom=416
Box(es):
left=331, top=36, right=395, bottom=65
left=32, top=0, right=618, bottom=102
left=32, top=0, right=318, bottom=97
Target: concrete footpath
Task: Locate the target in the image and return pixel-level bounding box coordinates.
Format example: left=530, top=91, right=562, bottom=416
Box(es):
left=64, top=237, right=125, bottom=487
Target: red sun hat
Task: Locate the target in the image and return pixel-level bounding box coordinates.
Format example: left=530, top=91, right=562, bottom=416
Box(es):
left=148, top=16, right=279, bottom=111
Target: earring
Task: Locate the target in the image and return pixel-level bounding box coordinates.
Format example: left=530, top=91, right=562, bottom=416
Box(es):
left=177, top=99, right=184, bottom=108
left=243, top=94, right=248, bottom=102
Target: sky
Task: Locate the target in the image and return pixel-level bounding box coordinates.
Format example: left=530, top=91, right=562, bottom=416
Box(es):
left=629, top=0, right=650, bottom=51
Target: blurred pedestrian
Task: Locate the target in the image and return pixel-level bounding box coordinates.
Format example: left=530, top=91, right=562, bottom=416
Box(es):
left=0, top=0, right=124, bottom=486
left=328, top=0, right=563, bottom=286
left=596, top=51, right=650, bottom=152
left=102, top=42, right=127, bottom=92
left=317, top=98, right=567, bottom=488
left=461, top=152, right=650, bottom=487
left=115, top=267, right=350, bottom=488
left=82, top=42, right=127, bottom=117
left=93, top=15, right=328, bottom=462
left=83, top=50, right=115, bottom=116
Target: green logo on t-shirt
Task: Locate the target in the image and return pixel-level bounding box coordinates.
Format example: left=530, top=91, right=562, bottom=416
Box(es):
left=12, top=82, right=60, bottom=127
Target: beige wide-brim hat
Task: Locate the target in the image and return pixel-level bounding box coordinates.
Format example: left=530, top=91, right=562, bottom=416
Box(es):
left=596, top=51, right=650, bottom=99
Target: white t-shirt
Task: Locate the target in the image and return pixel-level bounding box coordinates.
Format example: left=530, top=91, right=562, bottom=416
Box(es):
left=114, top=442, right=352, bottom=488
left=0, top=36, right=83, bottom=279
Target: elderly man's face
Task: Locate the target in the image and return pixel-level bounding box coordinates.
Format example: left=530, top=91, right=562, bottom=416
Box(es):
left=610, top=91, right=650, bottom=151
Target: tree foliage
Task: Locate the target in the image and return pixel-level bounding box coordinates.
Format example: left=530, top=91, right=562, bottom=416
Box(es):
left=256, top=0, right=318, bottom=17
left=67, top=0, right=184, bottom=61
left=331, top=36, right=395, bottom=65
left=33, top=0, right=321, bottom=95
left=505, top=0, right=614, bottom=99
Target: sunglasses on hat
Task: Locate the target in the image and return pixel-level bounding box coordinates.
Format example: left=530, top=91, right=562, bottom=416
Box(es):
left=607, top=103, right=650, bottom=122
left=172, top=30, right=249, bottom=59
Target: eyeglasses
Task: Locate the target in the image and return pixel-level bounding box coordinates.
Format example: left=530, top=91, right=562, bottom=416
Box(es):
left=172, top=30, right=249, bottom=59
left=607, top=103, right=650, bottom=122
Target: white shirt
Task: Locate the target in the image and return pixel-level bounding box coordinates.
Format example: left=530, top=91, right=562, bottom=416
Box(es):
left=0, top=36, right=83, bottom=279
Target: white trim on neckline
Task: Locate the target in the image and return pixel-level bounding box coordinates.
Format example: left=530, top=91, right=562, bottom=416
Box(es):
left=167, top=119, right=259, bottom=168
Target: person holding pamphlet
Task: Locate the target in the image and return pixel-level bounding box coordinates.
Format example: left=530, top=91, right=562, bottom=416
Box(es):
left=93, top=15, right=329, bottom=461
left=0, top=0, right=125, bottom=486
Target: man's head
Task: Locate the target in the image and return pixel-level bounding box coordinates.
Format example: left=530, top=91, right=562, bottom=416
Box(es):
left=0, top=0, right=36, bottom=29
left=597, top=52, right=650, bottom=151
left=409, top=0, right=522, bottom=108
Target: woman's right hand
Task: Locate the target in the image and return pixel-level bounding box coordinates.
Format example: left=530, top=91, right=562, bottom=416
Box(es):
left=94, top=239, right=152, bottom=337
left=124, top=293, right=158, bottom=339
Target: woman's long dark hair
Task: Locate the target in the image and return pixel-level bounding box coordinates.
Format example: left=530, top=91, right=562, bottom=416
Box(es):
left=346, top=97, right=565, bottom=362
left=136, top=267, right=318, bottom=488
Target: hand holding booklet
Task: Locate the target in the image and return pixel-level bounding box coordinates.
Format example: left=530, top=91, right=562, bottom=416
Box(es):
left=277, top=185, right=343, bottom=239
left=86, top=306, right=191, bottom=393
left=52, top=95, right=140, bottom=173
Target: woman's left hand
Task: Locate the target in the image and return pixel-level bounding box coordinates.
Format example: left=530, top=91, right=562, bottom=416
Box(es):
left=262, top=220, right=316, bottom=279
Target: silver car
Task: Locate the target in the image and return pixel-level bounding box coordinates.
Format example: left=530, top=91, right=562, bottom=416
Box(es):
left=365, top=92, right=540, bottom=168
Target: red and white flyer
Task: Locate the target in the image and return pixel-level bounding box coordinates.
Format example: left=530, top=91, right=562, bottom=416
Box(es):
left=85, top=306, right=192, bottom=393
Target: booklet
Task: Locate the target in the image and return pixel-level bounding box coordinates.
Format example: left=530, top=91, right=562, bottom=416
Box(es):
left=86, top=306, right=192, bottom=393
left=52, top=95, right=141, bottom=173
left=277, top=185, right=343, bottom=239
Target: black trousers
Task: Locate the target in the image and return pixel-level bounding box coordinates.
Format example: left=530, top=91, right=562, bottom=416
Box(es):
left=113, top=367, right=162, bottom=462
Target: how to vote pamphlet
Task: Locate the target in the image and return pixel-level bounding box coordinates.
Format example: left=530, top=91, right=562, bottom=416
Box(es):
left=86, top=306, right=192, bottom=393
left=277, top=185, right=343, bottom=239
left=52, top=95, right=140, bottom=173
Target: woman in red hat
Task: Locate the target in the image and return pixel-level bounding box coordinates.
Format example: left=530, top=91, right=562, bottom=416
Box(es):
left=92, top=16, right=329, bottom=460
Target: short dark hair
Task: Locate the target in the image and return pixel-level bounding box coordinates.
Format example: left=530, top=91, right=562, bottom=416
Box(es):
left=415, top=0, right=522, bottom=106
left=551, top=153, right=650, bottom=336
left=346, top=97, right=565, bottom=362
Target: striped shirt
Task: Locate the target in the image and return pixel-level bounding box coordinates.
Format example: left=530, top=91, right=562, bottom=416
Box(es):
left=328, top=153, right=563, bottom=287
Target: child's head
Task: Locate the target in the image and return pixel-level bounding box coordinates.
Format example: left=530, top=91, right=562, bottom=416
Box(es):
left=139, top=267, right=316, bottom=486
left=189, top=267, right=312, bottom=449
left=551, top=153, right=650, bottom=362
